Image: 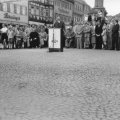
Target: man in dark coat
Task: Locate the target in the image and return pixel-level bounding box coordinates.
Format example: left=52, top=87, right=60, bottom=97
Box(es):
left=95, top=20, right=103, bottom=49
left=112, top=20, right=119, bottom=50
left=54, top=16, right=65, bottom=52
left=29, top=28, right=39, bottom=48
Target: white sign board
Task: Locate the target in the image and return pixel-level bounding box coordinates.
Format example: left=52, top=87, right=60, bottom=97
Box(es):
left=49, top=28, right=61, bottom=49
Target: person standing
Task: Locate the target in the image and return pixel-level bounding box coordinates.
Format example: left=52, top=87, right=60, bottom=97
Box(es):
left=75, top=22, right=84, bottom=49
left=1, top=24, right=8, bottom=49
left=25, top=24, right=32, bottom=48
left=112, top=20, right=119, bottom=50
left=107, top=21, right=113, bottom=50
left=102, top=23, right=107, bottom=49
left=84, top=22, right=91, bottom=49
left=91, top=22, right=96, bottom=49
left=39, top=26, right=48, bottom=48
left=29, top=27, right=39, bottom=48
left=95, top=20, right=103, bottom=49
left=54, top=16, right=65, bottom=52
left=7, top=26, right=14, bottom=49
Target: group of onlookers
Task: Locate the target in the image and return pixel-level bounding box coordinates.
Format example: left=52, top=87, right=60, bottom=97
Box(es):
left=0, top=24, right=50, bottom=49
left=67, top=18, right=120, bottom=51
left=0, top=18, right=120, bottom=51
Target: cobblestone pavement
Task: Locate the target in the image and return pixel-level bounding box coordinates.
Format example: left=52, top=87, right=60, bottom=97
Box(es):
left=0, top=49, right=120, bottom=120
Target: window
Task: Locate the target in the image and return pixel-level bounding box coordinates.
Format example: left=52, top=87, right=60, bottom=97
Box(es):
left=7, top=3, right=10, bottom=12
left=16, top=5, right=20, bottom=14
left=36, top=6, right=39, bottom=16
left=45, top=7, right=49, bottom=17
left=0, top=3, right=2, bottom=11
left=50, top=8, right=53, bottom=17
left=22, top=6, right=27, bottom=15
left=3, top=3, right=7, bottom=12
left=31, top=6, right=35, bottom=15
left=10, top=3, right=14, bottom=13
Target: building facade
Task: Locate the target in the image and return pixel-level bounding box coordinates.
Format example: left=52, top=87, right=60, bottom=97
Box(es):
left=53, top=0, right=74, bottom=25
left=28, top=0, right=54, bottom=25
left=0, top=0, right=28, bottom=27
left=73, top=0, right=91, bottom=24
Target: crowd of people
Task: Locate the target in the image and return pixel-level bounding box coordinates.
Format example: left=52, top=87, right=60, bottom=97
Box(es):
left=0, top=24, right=50, bottom=49
left=0, top=16, right=120, bottom=51
left=67, top=18, right=120, bottom=51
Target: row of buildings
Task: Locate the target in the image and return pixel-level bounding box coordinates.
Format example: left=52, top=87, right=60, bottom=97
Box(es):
left=0, top=0, right=91, bottom=27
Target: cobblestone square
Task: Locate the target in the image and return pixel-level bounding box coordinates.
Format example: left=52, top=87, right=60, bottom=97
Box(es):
left=0, top=49, right=120, bottom=120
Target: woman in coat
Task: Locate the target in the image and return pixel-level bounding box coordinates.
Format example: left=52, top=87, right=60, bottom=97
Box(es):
left=95, top=20, right=103, bottom=49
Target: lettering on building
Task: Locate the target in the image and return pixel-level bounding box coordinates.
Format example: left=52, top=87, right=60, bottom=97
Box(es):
left=4, top=13, right=20, bottom=20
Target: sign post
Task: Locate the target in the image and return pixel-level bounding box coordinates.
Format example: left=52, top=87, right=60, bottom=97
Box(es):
left=48, top=28, right=61, bottom=52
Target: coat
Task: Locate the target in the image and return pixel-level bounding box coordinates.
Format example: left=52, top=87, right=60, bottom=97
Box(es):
left=112, top=24, right=119, bottom=37
left=54, top=21, right=65, bottom=48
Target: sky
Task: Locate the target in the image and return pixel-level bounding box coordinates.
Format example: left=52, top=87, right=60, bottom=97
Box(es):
left=85, top=0, right=120, bottom=16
